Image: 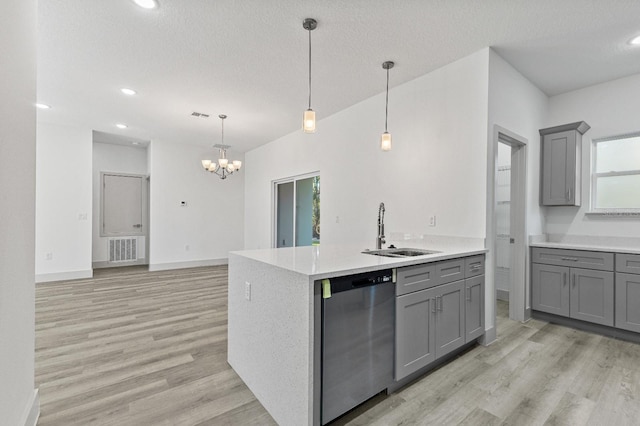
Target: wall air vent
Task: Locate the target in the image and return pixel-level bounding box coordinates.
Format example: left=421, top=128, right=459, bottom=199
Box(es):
left=109, top=238, right=137, bottom=262
left=191, top=112, right=210, bottom=118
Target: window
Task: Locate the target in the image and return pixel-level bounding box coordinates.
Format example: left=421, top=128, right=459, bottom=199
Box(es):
left=274, top=174, right=320, bottom=247
left=591, top=134, right=640, bottom=212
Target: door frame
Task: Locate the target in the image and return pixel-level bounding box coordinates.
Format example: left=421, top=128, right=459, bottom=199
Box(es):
left=486, top=125, right=528, bottom=327
left=271, top=171, right=320, bottom=248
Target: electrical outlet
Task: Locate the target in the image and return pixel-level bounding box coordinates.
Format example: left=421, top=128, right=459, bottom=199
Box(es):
left=245, top=282, right=251, bottom=301
left=429, top=216, right=436, bottom=227
left=335, top=216, right=340, bottom=224
left=185, top=245, right=190, bottom=251
left=45, top=252, right=53, bottom=260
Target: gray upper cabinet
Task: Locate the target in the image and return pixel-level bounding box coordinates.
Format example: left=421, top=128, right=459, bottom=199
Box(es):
left=539, top=121, right=590, bottom=206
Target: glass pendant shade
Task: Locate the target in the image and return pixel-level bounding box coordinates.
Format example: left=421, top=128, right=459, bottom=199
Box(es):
left=303, top=109, right=316, bottom=133
left=202, top=159, right=212, bottom=169
left=232, top=160, right=242, bottom=169
left=381, top=132, right=392, bottom=151
left=218, top=158, right=229, bottom=168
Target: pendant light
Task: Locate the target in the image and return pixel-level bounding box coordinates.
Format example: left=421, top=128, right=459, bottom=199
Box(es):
left=201, top=114, right=242, bottom=180
left=302, top=18, right=317, bottom=133
left=381, top=61, right=394, bottom=151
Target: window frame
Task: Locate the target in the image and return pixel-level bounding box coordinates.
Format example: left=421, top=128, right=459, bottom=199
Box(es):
left=591, top=132, right=640, bottom=213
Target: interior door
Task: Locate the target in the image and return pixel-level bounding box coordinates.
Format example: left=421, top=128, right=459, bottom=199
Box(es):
left=101, top=173, right=145, bottom=236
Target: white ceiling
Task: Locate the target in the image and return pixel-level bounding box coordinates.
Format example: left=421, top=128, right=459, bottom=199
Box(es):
left=37, top=0, right=640, bottom=153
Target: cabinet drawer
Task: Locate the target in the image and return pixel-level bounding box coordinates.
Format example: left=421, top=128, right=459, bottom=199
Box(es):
left=435, top=259, right=465, bottom=285
left=465, top=256, right=485, bottom=278
left=396, top=263, right=437, bottom=296
left=616, top=253, right=640, bottom=275
left=531, top=247, right=613, bottom=271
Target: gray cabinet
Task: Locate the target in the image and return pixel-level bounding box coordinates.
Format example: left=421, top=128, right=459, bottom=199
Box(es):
left=531, top=247, right=614, bottom=327
left=433, top=280, right=465, bottom=358
left=395, top=255, right=485, bottom=381
left=616, top=253, right=640, bottom=333
left=539, top=121, right=590, bottom=206
left=465, top=275, right=484, bottom=342
left=395, top=286, right=436, bottom=380
left=532, top=263, right=569, bottom=316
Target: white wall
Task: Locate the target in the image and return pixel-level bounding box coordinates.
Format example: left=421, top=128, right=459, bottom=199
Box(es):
left=92, top=141, right=148, bottom=264
left=487, top=49, right=548, bottom=319
left=148, top=139, right=245, bottom=270
left=35, top=123, right=93, bottom=282
left=546, top=72, right=640, bottom=236
left=244, top=49, right=490, bottom=250
left=0, top=0, right=39, bottom=424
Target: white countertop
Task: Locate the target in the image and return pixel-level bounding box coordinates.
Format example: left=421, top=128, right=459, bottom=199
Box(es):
left=529, top=234, right=640, bottom=255
left=230, top=236, right=487, bottom=280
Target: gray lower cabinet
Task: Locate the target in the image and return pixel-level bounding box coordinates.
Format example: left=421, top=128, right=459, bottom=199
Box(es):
left=395, top=280, right=465, bottom=380
left=395, top=287, right=436, bottom=379
left=465, top=275, right=485, bottom=342
left=532, top=262, right=613, bottom=326
left=532, top=263, right=570, bottom=316
left=570, top=268, right=614, bottom=326
left=532, top=247, right=616, bottom=327
left=616, top=272, right=640, bottom=333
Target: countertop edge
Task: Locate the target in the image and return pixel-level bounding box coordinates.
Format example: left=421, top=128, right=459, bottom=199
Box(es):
left=529, top=242, right=640, bottom=255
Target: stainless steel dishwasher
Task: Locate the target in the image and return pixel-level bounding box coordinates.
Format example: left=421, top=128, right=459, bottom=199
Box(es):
left=321, top=269, right=395, bottom=424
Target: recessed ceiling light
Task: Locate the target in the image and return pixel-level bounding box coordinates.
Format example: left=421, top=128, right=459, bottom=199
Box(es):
left=133, top=0, right=158, bottom=9
left=116, top=123, right=128, bottom=129
left=121, top=88, right=137, bottom=96
left=629, top=35, right=640, bottom=45
left=36, top=103, right=51, bottom=109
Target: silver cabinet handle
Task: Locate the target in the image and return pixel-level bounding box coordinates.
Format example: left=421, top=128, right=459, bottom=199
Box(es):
left=432, top=298, right=437, bottom=313
left=572, top=274, right=576, bottom=287
left=563, top=273, right=567, bottom=286
left=568, top=188, right=572, bottom=201
left=561, top=257, right=579, bottom=262
left=437, top=296, right=442, bottom=311
left=466, top=287, right=471, bottom=301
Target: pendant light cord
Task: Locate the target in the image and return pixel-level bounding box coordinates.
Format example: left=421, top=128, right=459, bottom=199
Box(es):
left=384, top=67, right=390, bottom=132
left=308, top=27, right=312, bottom=110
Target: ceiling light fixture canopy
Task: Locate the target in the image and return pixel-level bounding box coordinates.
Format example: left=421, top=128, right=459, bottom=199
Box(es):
left=116, top=123, right=128, bottom=129
left=302, top=18, right=317, bottom=133
left=201, top=114, right=242, bottom=180
left=381, top=61, right=394, bottom=151
left=132, top=0, right=158, bottom=9
left=121, top=88, right=137, bottom=95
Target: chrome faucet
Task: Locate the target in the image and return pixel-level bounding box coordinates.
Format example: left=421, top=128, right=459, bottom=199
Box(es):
left=376, top=202, right=386, bottom=249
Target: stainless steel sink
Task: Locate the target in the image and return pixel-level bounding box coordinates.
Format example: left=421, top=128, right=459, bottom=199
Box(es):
left=362, top=248, right=441, bottom=258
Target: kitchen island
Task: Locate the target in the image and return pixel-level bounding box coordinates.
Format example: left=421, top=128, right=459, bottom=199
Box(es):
left=227, top=238, right=487, bottom=426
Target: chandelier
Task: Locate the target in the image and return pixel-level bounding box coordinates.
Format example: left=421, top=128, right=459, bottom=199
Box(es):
left=201, top=114, right=242, bottom=180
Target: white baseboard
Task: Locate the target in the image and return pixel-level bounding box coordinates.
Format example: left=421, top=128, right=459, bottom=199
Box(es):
left=92, top=258, right=148, bottom=269
left=497, top=289, right=509, bottom=301
left=22, top=388, right=39, bottom=426
left=148, top=258, right=228, bottom=272
left=479, top=326, right=497, bottom=346
left=35, top=269, right=93, bottom=283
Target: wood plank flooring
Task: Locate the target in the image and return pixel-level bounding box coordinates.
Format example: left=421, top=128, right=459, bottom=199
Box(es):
left=36, top=266, right=640, bottom=425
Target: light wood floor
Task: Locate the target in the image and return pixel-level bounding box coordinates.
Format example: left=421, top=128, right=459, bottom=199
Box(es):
left=36, top=266, right=640, bottom=425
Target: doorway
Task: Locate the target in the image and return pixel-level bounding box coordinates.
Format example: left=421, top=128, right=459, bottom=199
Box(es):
left=273, top=173, right=320, bottom=248
left=488, top=126, right=528, bottom=324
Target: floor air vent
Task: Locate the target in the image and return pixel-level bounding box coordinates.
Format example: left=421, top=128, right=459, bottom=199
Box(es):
left=109, top=238, right=137, bottom=262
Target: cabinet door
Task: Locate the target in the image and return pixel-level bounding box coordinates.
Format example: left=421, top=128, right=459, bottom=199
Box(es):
left=569, top=268, right=614, bottom=326
left=615, top=273, right=640, bottom=333
left=541, top=130, right=577, bottom=206
left=395, top=288, right=436, bottom=380
left=465, top=275, right=484, bottom=343
left=532, top=263, right=570, bottom=316
left=434, top=280, right=465, bottom=358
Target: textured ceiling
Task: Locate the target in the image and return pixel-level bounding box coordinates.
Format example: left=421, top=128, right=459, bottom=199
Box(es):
left=37, top=0, right=640, bottom=152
